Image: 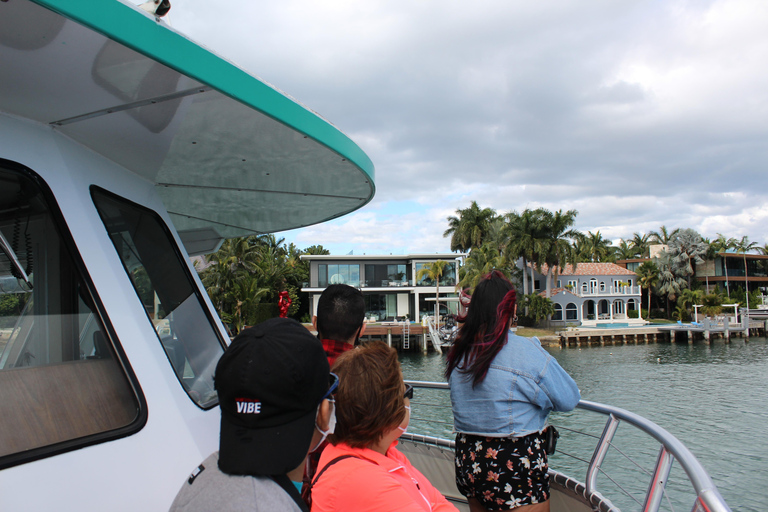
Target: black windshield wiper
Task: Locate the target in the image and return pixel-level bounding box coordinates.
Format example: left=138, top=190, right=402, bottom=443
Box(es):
left=0, top=230, right=33, bottom=289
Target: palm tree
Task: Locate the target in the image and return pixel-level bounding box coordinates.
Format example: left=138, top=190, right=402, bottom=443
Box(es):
left=667, top=228, right=708, bottom=289
left=503, top=209, right=547, bottom=300
left=711, top=233, right=736, bottom=298
left=631, top=232, right=651, bottom=258
left=656, top=252, right=687, bottom=318
left=456, top=243, right=508, bottom=291
left=587, top=231, right=614, bottom=263
left=677, top=288, right=704, bottom=320
left=734, top=236, right=759, bottom=310
left=443, top=201, right=498, bottom=252
left=541, top=209, right=580, bottom=298
left=636, top=261, right=659, bottom=320
left=649, top=225, right=680, bottom=245
left=615, top=239, right=637, bottom=260
left=416, top=260, right=449, bottom=321
left=201, top=236, right=271, bottom=333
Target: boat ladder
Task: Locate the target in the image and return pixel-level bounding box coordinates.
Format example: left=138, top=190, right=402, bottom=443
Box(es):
left=402, top=320, right=410, bottom=350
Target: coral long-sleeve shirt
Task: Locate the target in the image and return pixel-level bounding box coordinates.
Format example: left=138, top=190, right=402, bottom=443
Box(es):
left=311, top=441, right=457, bottom=512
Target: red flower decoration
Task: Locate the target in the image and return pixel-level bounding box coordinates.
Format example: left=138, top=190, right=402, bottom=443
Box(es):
left=278, top=291, right=292, bottom=318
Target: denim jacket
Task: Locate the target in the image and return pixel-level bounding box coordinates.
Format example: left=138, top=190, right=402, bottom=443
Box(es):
left=449, top=331, right=580, bottom=437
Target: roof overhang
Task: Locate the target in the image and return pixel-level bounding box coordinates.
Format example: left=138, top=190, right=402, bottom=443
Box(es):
left=0, top=0, right=375, bottom=253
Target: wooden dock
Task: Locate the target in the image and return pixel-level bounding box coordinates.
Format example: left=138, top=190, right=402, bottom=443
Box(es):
left=559, top=319, right=768, bottom=347
left=304, top=322, right=438, bottom=354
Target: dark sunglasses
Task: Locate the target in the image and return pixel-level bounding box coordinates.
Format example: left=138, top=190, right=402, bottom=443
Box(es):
left=403, top=383, right=414, bottom=400
left=321, top=372, right=339, bottom=401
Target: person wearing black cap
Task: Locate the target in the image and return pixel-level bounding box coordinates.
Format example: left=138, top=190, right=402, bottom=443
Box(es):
left=169, top=317, right=335, bottom=512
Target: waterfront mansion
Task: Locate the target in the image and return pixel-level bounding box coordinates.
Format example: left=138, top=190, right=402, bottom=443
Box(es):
left=530, top=262, right=642, bottom=327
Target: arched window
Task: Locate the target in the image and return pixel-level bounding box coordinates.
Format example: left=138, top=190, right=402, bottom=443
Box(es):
left=566, top=303, right=578, bottom=320
left=553, top=303, right=563, bottom=321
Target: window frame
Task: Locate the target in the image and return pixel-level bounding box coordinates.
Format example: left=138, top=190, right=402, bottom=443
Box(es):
left=90, top=186, right=228, bottom=410
left=0, top=159, right=147, bottom=471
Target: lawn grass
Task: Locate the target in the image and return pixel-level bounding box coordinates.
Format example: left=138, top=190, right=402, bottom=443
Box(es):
left=516, top=326, right=560, bottom=337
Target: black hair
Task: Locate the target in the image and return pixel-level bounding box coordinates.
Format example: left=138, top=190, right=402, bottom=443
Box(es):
left=445, top=270, right=517, bottom=385
left=316, top=284, right=365, bottom=343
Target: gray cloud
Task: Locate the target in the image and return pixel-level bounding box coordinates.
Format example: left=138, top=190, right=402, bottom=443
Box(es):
left=171, top=0, right=768, bottom=252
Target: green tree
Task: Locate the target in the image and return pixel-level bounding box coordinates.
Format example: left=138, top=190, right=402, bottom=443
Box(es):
left=615, top=239, right=637, bottom=260
left=503, top=209, right=547, bottom=300
left=541, top=209, right=580, bottom=298
left=734, top=235, right=759, bottom=310
left=457, top=243, right=508, bottom=291
left=710, top=233, right=736, bottom=299
left=636, top=261, right=659, bottom=320
left=581, top=230, right=614, bottom=263
left=631, top=232, right=651, bottom=258
left=443, top=201, right=498, bottom=252
left=701, top=290, right=724, bottom=318
left=668, top=228, right=708, bottom=288
left=416, top=260, right=449, bottom=321
left=200, top=235, right=312, bottom=333
left=677, top=288, right=704, bottom=321
left=521, top=293, right=555, bottom=325
left=656, top=252, right=687, bottom=317
left=649, top=225, right=680, bottom=245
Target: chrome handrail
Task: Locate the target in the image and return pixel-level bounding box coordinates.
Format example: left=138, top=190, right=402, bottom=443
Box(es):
left=403, top=381, right=732, bottom=512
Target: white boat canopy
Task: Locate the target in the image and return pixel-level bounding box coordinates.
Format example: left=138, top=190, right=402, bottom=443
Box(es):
left=0, top=0, right=375, bottom=255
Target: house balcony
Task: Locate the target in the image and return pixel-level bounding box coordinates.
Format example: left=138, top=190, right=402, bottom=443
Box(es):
left=302, top=279, right=458, bottom=290
left=575, top=285, right=641, bottom=297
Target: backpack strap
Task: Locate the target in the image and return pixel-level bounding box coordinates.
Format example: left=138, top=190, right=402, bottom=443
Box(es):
left=270, top=474, right=309, bottom=512
left=310, top=455, right=357, bottom=487
left=302, top=454, right=364, bottom=508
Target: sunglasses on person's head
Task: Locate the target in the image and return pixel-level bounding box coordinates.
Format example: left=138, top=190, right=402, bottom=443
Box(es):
left=403, top=383, right=414, bottom=400
left=321, top=372, right=339, bottom=401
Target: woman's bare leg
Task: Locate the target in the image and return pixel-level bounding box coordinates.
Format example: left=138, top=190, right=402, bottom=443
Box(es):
left=467, top=498, right=550, bottom=512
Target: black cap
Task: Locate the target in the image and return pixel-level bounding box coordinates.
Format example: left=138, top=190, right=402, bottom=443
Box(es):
left=215, top=317, right=330, bottom=476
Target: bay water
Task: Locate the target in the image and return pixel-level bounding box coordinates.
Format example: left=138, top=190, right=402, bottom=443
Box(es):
left=400, top=337, right=768, bottom=511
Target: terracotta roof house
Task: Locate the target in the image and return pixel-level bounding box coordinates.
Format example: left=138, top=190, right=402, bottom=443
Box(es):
left=531, top=263, right=642, bottom=327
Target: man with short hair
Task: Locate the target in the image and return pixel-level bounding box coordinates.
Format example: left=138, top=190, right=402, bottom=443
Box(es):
left=313, top=284, right=366, bottom=366
left=169, top=317, right=335, bottom=512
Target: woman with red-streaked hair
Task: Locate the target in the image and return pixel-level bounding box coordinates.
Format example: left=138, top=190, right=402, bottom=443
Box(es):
left=310, top=341, right=457, bottom=512
left=446, top=271, right=580, bottom=512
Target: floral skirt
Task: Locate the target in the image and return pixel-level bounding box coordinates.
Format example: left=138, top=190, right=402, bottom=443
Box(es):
left=454, top=432, right=549, bottom=510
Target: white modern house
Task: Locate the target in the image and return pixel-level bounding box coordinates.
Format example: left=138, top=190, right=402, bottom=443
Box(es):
left=532, top=263, right=643, bottom=327
left=301, top=254, right=465, bottom=321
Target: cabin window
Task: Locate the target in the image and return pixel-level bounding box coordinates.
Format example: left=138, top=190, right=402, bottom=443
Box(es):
left=92, top=188, right=225, bottom=409
left=0, top=164, right=140, bottom=465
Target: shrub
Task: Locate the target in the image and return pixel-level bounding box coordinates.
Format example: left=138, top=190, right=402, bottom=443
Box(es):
left=516, top=314, right=536, bottom=327
left=627, top=309, right=639, bottom=319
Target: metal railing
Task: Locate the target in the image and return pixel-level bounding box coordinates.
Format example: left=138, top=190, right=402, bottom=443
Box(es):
left=402, top=381, right=732, bottom=512
left=578, top=285, right=642, bottom=296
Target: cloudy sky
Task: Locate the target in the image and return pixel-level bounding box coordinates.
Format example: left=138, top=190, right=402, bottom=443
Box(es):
left=170, top=0, right=768, bottom=255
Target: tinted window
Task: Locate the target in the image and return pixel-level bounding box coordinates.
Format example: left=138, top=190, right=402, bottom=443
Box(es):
left=92, top=188, right=224, bottom=408
left=0, top=164, right=139, bottom=464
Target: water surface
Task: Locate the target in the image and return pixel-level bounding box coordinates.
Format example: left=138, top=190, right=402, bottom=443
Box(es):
left=400, top=337, right=768, bottom=512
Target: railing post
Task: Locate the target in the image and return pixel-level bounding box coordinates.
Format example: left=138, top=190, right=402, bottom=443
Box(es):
left=586, top=414, right=620, bottom=496
left=642, top=446, right=674, bottom=512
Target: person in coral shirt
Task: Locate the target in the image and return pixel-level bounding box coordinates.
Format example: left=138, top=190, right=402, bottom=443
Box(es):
left=310, top=342, right=457, bottom=512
